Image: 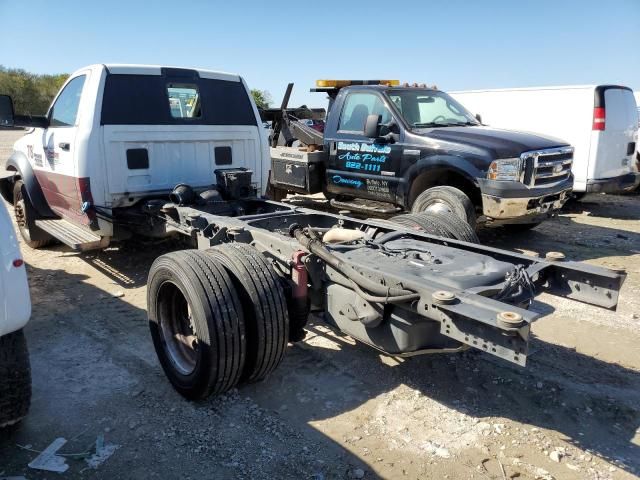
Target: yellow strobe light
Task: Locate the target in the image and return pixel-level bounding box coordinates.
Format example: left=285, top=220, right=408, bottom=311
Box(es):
left=315, top=80, right=400, bottom=88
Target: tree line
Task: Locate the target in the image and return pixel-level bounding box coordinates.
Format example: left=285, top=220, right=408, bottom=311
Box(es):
left=0, top=66, right=69, bottom=116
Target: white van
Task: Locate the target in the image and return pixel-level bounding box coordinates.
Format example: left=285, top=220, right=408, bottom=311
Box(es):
left=635, top=91, right=640, bottom=166
left=450, top=85, right=640, bottom=195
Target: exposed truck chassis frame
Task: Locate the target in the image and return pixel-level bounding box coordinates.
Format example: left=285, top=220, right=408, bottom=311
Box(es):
left=150, top=197, right=623, bottom=368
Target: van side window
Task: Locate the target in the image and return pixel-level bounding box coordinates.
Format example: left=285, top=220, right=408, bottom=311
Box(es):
left=338, top=92, right=391, bottom=132
left=167, top=83, right=201, bottom=119
left=50, top=75, right=86, bottom=127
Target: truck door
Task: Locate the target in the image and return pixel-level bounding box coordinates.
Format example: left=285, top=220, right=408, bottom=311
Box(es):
left=325, top=91, right=402, bottom=202
left=33, top=74, right=88, bottom=224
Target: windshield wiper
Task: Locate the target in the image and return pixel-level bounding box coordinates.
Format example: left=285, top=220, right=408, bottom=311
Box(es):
left=412, top=122, right=448, bottom=128
left=413, top=121, right=480, bottom=128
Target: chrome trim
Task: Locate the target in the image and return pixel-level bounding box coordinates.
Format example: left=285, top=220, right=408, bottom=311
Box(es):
left=482, top=188, right=572, bottom=220
left=537, top=158, right=572, bottom=168
left=519, top=146, right=574, bottom=187
left=536, top=169, right=571, bottom=179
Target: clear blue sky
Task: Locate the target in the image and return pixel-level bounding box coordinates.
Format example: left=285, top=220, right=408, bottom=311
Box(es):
left=1, top=0, right=638, bottom=108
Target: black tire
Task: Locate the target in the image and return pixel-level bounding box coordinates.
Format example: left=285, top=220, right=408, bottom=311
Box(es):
left=207, top=243, right=289, bottom=383
left=391, top=213, right=453, bottom=239
left=147, top=250, right=246, bottom=400
left=12, top=181, right=53, bottom=249
left=503, top=222, right=541, bottom=233
left=0, top=329, right=31, bottom=428
left=415, top=212, right=480, bottom=244
left=411, top=186, right=477, bottom=228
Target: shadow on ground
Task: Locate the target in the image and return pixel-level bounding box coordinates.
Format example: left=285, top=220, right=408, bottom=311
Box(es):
left=275, top=317, right=640, bottom=476
left=0, top=263, right=375, bottom=479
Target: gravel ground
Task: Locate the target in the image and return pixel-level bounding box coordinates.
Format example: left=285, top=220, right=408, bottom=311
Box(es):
left=0, top=130, right=639, bottom=479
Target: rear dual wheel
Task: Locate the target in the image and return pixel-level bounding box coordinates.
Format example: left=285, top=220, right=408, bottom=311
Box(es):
left=147, top=246, right=289, bottom=400
left=207, top=243, right=289, bottom=383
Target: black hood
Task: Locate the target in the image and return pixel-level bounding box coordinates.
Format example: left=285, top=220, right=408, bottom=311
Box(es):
left=418, top=126, right=569, bottom=158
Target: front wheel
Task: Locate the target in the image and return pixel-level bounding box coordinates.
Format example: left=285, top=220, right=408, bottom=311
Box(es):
left=13, top=181, right=53, bottom=249
left=411, top=186, right=476, bottom=228
left=0, top=330, right=32, bottom=429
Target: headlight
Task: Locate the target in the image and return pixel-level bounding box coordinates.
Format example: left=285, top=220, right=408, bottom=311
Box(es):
left=487, top=158, right=522, bottom=181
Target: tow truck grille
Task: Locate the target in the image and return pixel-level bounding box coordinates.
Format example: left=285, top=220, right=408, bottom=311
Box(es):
left=521, top=147, right=574, bottom=187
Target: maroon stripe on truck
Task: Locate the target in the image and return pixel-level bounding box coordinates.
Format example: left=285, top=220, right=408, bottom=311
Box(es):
left=33, top=170, right=93, bottom=225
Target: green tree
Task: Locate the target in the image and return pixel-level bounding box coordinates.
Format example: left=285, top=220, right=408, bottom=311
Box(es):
left=250, top=89, right=272, bottom=109
left=0, top=66, right=68, bottom=116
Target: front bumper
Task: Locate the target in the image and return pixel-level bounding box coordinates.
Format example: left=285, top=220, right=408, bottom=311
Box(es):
left=478, top=176, right=573, bottom=222
left=585, top=172, right=640, bottom=193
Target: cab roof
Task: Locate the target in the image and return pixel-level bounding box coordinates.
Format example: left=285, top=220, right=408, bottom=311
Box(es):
left=75, top=64, right=241, bottom=82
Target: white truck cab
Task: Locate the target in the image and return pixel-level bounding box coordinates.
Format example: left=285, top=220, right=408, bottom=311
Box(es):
left=0, top=64, right=269, bottom=250
left=450, top=85, right=640, bottom=195
left=0, top=200, right=32, bottom=428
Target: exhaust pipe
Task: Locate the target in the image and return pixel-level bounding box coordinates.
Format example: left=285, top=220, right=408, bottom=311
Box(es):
left=169, top=184, right=195, bottom=206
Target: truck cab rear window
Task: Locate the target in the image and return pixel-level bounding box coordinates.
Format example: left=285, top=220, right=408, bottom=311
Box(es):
left=101, top=74, right=256, bottom=126
left=167, top=83, right=201, bottom=119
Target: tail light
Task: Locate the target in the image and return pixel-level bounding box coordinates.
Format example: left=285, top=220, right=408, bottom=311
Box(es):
left=593, top=107, right=606, bottom=131
left=13, top=259, right=24, bottom=268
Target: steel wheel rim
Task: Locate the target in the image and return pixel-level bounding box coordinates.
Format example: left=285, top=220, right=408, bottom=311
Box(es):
left=15, top=200, right=26, bottom=226
left=158, top=281, right=198, bottom=376
left=424, top=200, right=452, bottom=215
left=14, top=199, right=30, bottom=238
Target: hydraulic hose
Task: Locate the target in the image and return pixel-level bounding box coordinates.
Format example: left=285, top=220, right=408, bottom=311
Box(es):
left=292, top=226, right=419, bottom=300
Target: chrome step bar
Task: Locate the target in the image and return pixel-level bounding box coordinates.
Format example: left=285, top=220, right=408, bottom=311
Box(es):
left=35, top=218, right=108, bottom=251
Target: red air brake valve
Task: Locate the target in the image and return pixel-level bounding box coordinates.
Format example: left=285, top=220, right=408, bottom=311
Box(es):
left=291, top=250, right=308, bottom=299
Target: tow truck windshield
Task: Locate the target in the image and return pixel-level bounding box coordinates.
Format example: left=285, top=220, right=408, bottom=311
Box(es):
left=387, top=89, right=479, bottom=128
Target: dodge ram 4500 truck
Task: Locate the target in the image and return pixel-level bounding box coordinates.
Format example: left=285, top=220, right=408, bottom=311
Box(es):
left=0, top=66, right=624, bottom=401
left=267, top=81, right=574, bottom=230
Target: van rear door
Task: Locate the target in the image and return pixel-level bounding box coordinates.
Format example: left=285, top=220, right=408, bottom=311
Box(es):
left=588, top=86, right=638, bottom=183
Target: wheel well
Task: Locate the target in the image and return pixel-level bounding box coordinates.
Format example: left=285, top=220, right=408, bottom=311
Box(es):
left=0, top=167, right=18, bottom=204
left=408, top=169, right=481, bottom=209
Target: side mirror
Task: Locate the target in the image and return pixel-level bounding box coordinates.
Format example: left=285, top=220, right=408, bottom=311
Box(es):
left=475, top=113, right=482, bottom=124
left=364, top=114, right=381, bottom=138
left=0, top=95, right=15, bottom=128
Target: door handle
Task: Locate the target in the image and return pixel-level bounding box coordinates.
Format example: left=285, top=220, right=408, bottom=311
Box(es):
left=58, top=142, right=70, bottom=151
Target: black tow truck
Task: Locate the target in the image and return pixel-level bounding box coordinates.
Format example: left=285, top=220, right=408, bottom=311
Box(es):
left=266, top=80, right=574, bottom=230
